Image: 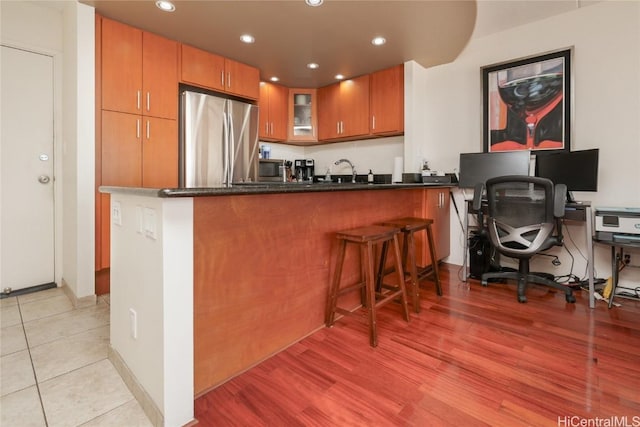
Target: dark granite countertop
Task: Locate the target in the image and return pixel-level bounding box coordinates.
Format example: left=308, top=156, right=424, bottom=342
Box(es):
left=100, top=182, right=455, bottom=198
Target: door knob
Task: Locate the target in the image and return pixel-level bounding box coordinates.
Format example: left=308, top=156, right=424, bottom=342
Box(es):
left=38, top=175, right=50, bottom=184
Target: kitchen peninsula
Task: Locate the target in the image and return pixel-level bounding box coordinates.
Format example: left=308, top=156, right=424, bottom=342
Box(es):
left=101, top=183, right=451, bottom=426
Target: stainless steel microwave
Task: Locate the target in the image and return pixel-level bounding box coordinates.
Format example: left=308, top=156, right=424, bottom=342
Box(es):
left=258, top=159, right=285, bottom=182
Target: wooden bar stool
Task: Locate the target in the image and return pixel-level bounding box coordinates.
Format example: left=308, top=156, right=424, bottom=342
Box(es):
left=325, top=225, right=410, bottom=347
left=379, top=217, right=442, bottom=313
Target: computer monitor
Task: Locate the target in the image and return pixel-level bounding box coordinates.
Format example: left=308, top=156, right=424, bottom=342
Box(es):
left=458, top=151, right=531, bottom=188
left=534, top=149, right=599, bottom=202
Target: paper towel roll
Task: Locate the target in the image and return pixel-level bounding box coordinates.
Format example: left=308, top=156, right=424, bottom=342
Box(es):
left=392, top=157, right=403, bottom=183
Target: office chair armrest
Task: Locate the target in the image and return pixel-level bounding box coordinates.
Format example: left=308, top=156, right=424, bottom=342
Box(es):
left=472, top=182, right=485, bottom=212
left=554, top=184, right=567, bottom=218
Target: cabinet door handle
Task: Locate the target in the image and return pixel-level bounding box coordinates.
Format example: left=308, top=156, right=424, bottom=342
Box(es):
left=136, top=90, right=141, bottom=110
left=146, top=92, right=150, bottom=112
left=341, top=121, right=344, bottom=134
left=146, top=120, right=150, bottom=140
left=221, top=71, right=224, bottom=87
left=265, top=123, right=269, bottom=134
left=372, top=115, right=376, bottom=130
left=336, top=122, right=340, bottom=134
left=227, top=72, right=231, bottom=88
left=270, top=123, right=273, bottom=135
left=136, top=119, right=140, bottom=139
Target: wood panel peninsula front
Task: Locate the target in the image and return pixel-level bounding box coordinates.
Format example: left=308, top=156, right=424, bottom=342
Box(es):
left=101, top=183, right=451, bottom=425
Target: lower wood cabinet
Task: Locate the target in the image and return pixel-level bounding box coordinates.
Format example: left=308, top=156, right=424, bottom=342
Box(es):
left=419, top=189, right=451, bottom=266
left=101, top=110, right=178, bottom=188
left=141, top=116, right=179, bottom=189
left=101, top=111, right=142, bottom=187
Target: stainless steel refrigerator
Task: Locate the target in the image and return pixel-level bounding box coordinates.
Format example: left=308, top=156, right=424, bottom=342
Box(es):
left=180, top=90, right=259, bottom=187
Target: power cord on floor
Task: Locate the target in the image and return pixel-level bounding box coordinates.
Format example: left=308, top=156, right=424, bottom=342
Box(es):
left=561, top=219, right=596, bottom=282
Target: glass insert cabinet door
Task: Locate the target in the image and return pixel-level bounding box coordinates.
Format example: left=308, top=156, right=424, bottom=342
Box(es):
left=288, top=88, right=317, bottom=143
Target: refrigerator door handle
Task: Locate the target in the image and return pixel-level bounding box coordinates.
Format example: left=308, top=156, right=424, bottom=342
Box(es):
left=223, top=110, right=231, bottom=187
left=227, top=106, right=235, bottom=186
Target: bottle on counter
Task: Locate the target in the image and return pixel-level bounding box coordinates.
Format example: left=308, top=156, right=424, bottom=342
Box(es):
left=325, top=168, right=332, bottom=182
left=368, top=169, right=374, bottom=184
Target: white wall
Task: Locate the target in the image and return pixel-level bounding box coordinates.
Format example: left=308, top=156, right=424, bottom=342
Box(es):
left=0, top=0, right=95, bottom=300
left=264, top=135, right=404, bottom=179
left=109, top=193, right=193, bottom=426
left=407, top=1, right=640, bottom=286
left=62, top=1, right=95, bottom=299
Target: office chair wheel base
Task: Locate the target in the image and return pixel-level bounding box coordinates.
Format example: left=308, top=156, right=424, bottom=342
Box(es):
left=481, top=280, right=488, bottom=287
left=565, top=293, right=576, bottom=303
left=518, top=295, right=527, bottom=303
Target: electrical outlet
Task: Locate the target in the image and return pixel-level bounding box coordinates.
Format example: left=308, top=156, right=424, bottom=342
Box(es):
left=129, top=308, right=137, bottom=339
left=624, top=252, right=640, bottom=268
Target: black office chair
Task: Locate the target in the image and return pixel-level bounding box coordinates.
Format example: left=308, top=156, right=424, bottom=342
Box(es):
left=472, top=175, right=576, bottom=303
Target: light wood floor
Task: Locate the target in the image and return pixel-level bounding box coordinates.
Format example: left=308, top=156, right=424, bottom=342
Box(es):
left=195, top=263, right=640, bottom=426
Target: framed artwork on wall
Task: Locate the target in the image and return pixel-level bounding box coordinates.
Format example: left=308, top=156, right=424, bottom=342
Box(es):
left=482, top=48, right=572, bottom=154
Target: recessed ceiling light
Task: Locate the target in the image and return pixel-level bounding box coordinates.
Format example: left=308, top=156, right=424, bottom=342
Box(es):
left=270, top=76, right=279, bottom=82
left=307, top=63, right=319, bottom=70
left=305, top=0, right=323, bottom=6
left=371, top=37, right=387, bottom=46
left=240, top=34, right=255, bottom=44
left=155, top=0, right=175, bottom=12
left=335, top=74, right=345, bottom=80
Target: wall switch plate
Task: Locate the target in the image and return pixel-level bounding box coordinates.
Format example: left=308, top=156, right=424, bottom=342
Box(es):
left=136, top=206, right=143, bottom=234
left=112, top=201, right=122, bottom=226
left=129, top=308, right=137, bottom=339
left=143, top=207, right=156, bottom=240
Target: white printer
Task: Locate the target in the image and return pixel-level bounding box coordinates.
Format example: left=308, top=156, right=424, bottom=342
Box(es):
left=594, top=207, right=640, bottom=243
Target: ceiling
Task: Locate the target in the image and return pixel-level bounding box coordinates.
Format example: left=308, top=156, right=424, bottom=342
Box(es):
left=77, top=0, right=598, bottom=88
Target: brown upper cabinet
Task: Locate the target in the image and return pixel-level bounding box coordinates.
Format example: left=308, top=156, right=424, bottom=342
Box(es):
left=101, top=18, right=177, bottom=120
left=288, top=88, right=318, bottom=144
left=317, top=75, right=370, bottom=141
left=180, top=44, right=260, bottom=100
left=370, top=64, right=404, bottom=136
left=180, top=44, right=225, bottom=92
left=100, top=17, right=179, bottom=188
left=259, top=82, right=289, bottom=141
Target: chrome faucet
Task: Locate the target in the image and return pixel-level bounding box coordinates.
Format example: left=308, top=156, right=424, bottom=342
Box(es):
left=334, top=159, right=356, bottom=183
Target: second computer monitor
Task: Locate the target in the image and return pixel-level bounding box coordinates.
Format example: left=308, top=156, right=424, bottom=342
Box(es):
left=534, top=149, right=599, bottom=192
left=534, top=148, right=599, bottom=202
left=458, top=150, right=531, bottom=188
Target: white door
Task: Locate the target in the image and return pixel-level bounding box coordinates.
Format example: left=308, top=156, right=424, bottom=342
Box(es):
left=1, top=45, right=55, bottom=292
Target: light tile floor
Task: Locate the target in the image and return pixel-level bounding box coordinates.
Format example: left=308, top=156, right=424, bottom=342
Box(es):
left=0, top=287, right=152, bottom=426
